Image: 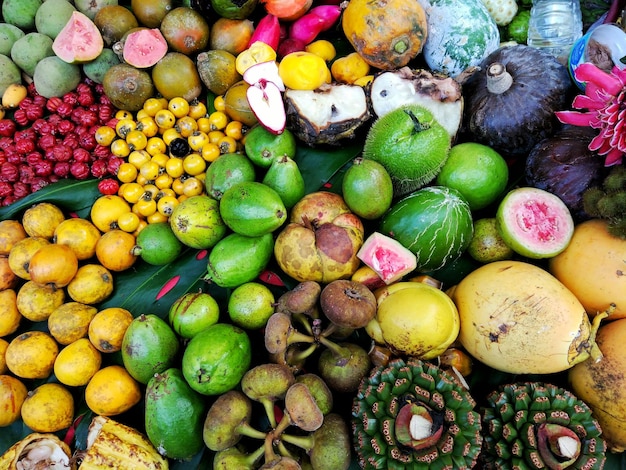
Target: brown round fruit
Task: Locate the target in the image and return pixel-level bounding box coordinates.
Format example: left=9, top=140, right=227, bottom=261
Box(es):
left=159, top=6, right=209, bottom=55
left=103, top=63, right=155, bottom=112
left=152, top=52, right=202, bottom=102
left=223, top=80, right=257, bottom=127
left=130, top=0, right=173, bottom=28
left=94, top=5, right=139, bottom=46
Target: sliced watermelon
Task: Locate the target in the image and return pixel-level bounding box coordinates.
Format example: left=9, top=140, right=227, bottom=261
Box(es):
left=52, top=11, right=103, bottom=64
left=357, top=232, right=418, bottom=284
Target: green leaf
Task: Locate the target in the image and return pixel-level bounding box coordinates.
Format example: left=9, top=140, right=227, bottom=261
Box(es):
left=294, top=141, right=362, bottom=194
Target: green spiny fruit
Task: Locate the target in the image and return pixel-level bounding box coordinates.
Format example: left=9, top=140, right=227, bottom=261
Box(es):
left=352, top=357, right=482, bottom=469
left=480, top=382, right=606, bottom=469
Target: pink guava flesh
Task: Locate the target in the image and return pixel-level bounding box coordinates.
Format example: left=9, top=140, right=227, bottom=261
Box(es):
left=123, top=29, right=168, bottom=68
left=52, top=11, right=104, bottom=64
left=357, top=232, right=417, bottom=284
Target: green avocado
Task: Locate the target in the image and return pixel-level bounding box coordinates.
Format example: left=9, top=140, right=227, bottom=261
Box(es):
left=145, top=368, right=206, bottom=460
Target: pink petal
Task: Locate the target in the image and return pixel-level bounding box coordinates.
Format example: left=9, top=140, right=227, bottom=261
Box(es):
left=604, top=148, right=623, bottom=166
left=589, top=133, right=612, bottom=153
left=575, top=63, right=623, bottom=95
left=572, top=94, right=606, bottom=110
left=555, top=110, right=595, bottom=126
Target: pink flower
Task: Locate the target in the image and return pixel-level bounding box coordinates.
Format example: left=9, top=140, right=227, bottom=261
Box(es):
left=555, top=63, right=626, bottom=166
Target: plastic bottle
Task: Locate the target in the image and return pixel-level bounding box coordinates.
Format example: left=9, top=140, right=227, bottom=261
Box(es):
left=527, top=0, right=583, bottom=64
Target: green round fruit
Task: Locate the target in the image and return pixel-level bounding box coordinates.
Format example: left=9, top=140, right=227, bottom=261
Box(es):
left=342, top=157, right=393, bottom=220
left=363, top=104, right=451, bottom=197
left=496, top=187, right=575, bottom=259
left=0, top=54, right=22, bottom=96
left=435, top=142, right=509, bottom=211
left=82, top=47, right=120, bottom=84
left=2, top=0, right=42, bottom=30
left=133, top=222, right=183, bottom=265
left=0, top=23, right=25, bottom=56
left=11, top=32, right=54, bottom=77
left=467, top=217, right=514, bottom=263
left=244, top=125, right=297, bottom=169
left=380, top=186, right=474, bottom=271
left=34, top=0, right=76, bottom=39
left=168, top=292, right=220, bottom=339
left=507, top=9, right=530, bottom=44
left=204, top=152, right=256, bottom=200
left=169, top=194, right=227, bottom=249
left=181, top=323, right=252, bottom=395
left=227, top=282, right=275, bottom=330
left=32, top=55, right=81, bottom=98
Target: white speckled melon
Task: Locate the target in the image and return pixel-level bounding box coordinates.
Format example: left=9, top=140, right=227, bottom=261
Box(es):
left=420, top=0, right=500, bottom=77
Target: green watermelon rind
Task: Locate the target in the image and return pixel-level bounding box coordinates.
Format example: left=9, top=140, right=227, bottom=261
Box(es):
left=379, top=186, right=474, bottom=272
left=422, top=0, right=501, bottom=77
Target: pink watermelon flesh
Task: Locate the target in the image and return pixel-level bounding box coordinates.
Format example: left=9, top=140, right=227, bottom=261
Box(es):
left=52, top=11, right=104, bottom=64
left=357, top=232, right=418, bottom=284
left=496, top=187, right=574, bottom=259
left=123, top=28, right=168, bottom=69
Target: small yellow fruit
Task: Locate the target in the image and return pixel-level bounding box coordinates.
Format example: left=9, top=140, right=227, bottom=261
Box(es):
left=21, top=202, right=66, bottom=239
left=21, top=383, right=74, bottom=433
left=53, top=217, right=102, bottom=260
left=90, top=195, right=131, bottom=233
left=5, top=331, right=59, bottom=379
left=0, top=219, right=27, bottom=256
left=95, top=229, right=138, bottom=272
left=28, top=243, right=79, bottom=289
left=66, top=264, right=114, bottom=305
left=16, top=280, right=66, bottom=322
left=48, top=302, right=98, bottom=346
left=85, top=365, right=141, bottom=416
left=0, top=289, right=21, bottom=338
left=7, top=236, right=50, bottom=280
left=2, top=83, right=28, bottom=108
left=88, top=307, right=134, bottom=353
left=0, top=374, right=28, bottom=426
left=54, top=338, right=102, bottom=387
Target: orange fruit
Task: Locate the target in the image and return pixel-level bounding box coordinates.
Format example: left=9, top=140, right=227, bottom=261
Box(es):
left=0, top=338, right=8, bottom=373
left=0, top=219, right=27, bottom=256
left=88, top=307, right=134, bottom=353
left=0, top=255, right=18, bottom=290
left=0, top=374, right=28, bottom=426
left=48, top=302, right=98, bottom=346
left=21, top=383, right=74, bottom=432
left=0, top=289, right=21, bottom=338
left=16, top=280, right=66, bottom=322
left=28, top=243, right=79, bottom=289
left=95, top=229, right=138, bottom=272
left=53, top=217, right=102, bottom=260
left=90, top=195, right=131, bottom=233
left=85, top=365, right=142, bottom=416
left=54, top=338, right=102, bottom=387
left=7, top=236, right=50, bottom=280
left=21, top=202, right=66, bottom=239
left=66, top=264, right=114, bottom=304
left=435, top=142, right=509, bottom=211
left=5, top=331, right=59, bottom=379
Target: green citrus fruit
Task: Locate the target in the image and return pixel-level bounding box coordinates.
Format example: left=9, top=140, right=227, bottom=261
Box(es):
left=467, top=218, right=514, bottom=263
left=181, top=323, right=251, bottom=395
left=341, top=157, right=393, bottom=220
left=133, top=222, right=183, bottom=265
left=244, top=125, right=297, bottom=169
left=435, top=142, right=509, bottom=211
left=168, top=292, right=220, bottom=339
left=227, top=282, right=275, bottom=330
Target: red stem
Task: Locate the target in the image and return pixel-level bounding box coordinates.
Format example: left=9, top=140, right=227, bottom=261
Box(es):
left=604, top=0, right=626, bottom=24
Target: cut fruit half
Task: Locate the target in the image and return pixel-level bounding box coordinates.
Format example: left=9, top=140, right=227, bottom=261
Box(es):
left=357, top=231, right=417, bottom=284
left=246, top=79, right=286, bottom=135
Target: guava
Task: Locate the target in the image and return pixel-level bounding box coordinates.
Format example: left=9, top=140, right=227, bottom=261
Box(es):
left=11, top=32, right=54, bottom=77
left=0, top=24, right=25, bottom=56
left=82, top=48, right=120, bottom=84
left=34, top=0, right=76, bottom=39
left=496, top=187, right=575, bottom=259
left=467, top=218, right=514, bottom=263
left=121, top=28, right=168, bottom=68
left=356, top=232, right=417, bottom=285
left=2, top=0, right=42, bottom=30
left=132, top=222, right=183, bottom=265
left=32, top=56, right=81, bottom=98
left=169, top=195, right=227, bottom=249
left=74, top=0, right=118, bottom=20
left=52, top=11, right=104, bottom=64
left=342, top=157, right=393, bottom=220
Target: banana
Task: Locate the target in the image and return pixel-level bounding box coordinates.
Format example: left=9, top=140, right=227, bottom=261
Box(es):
left=0, top=433, right=74, bottom=469
left=76, top=416, right=168, bottom=470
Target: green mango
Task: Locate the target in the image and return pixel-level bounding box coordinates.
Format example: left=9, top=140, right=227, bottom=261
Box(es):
left=204, top=152, right=256, bottom=200
left=205, top=232, right=274, bottom=288
left=262, top=155, right=306, bottom=210
left=145, top=368, right=206, bottom=460
left=121, top=314, right=180, bottom=384
left=219, top=181, right=287, bottom=237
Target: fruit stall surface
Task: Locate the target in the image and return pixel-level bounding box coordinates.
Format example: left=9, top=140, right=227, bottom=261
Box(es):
left=1, top=0, right=626, bottom=469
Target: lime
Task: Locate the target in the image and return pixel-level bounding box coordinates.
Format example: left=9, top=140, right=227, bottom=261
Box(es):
left=168, top=292, right=220, bottom=339
left=467, top=218, right=514, bottom=263
left=133, top=222, right=183, bottom=265
left=181, top=323, right=251, bottom=395
left=507, top=10, right=530, bottom=44
left=435, top=142, right=509, bottom=211
left=227, top=282, right=275, bottom=330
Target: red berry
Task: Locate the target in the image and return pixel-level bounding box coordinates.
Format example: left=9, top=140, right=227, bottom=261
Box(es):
left=98, top=178, right=120, bottom=195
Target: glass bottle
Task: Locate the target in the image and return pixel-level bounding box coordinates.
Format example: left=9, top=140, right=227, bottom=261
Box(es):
left=527, top=0, right=583, bottom=64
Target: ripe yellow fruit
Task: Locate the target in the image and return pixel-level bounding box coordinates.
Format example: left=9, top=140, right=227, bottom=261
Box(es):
left=7, top=236, right=50, bottom=280
left=21, top=202, right=66, bottom=239
left=95, top=229, right=138, bottom=272
left=0, top=374, right=28, bottom=426
left=54, top=338, right=102, bottom=387
left=0, top=219, right=27, bottom=256
left=90, top=195, right=132, bottom=233
left=28, top=243, right=79, bottom=289
left=53, top=217, right=102, bottom=260
left=0, top=338, right=8, bottom=373
left=48, top=302, right=98, bottom=346
left=16, top=280, right=66, bottom=322
left=0, top=289, right=21, bottom=338
left=21, top=383, right=74, bottom=433
left=0, top=255, right=19, bottom=290
left=5, top=331, right=59, bottom=379
left=85, top=365, right=141, bottom=416
left=88, top=307, right=134, bottom=353
left=66, top=264, right=114, bottom=305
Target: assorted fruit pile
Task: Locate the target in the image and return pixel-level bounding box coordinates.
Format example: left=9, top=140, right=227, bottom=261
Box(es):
left=1, top=0, right=626, bottom=468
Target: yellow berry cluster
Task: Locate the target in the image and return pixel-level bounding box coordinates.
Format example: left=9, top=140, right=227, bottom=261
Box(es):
left=94, top=95, right=247, bottom=227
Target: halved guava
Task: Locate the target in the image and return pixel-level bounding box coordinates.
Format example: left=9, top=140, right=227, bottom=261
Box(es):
left=52, top=11, right=103, bottom=64
left=357, top=232, right=418, bottom=284
left=496, top=187, right=574, bottom=259
left=122, top=28, right=168, bottom=69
